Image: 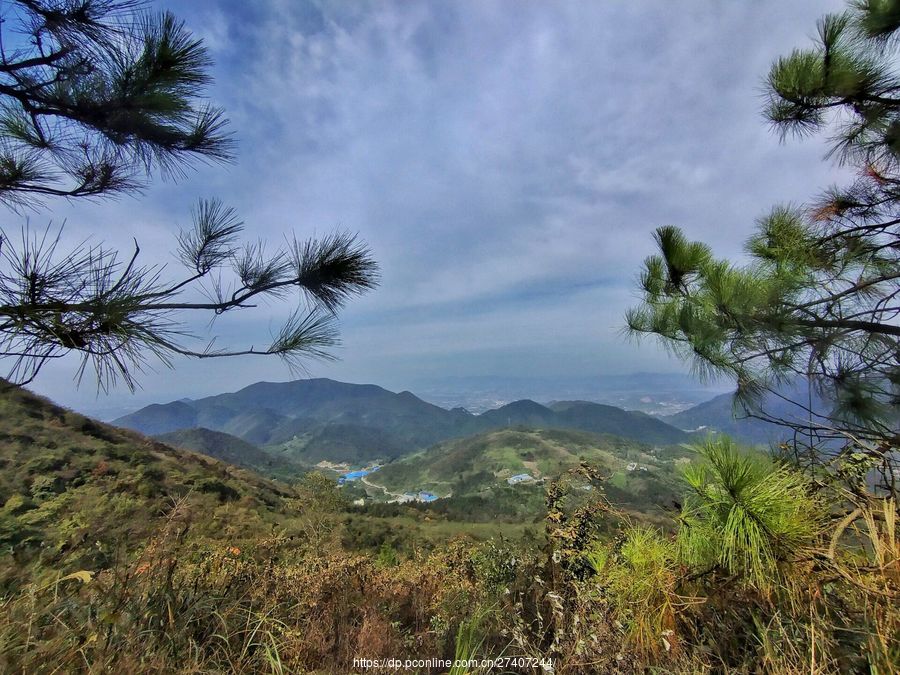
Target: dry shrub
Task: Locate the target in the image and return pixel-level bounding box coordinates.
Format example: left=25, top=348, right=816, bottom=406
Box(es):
left=0, top=505, right=482, bottom=674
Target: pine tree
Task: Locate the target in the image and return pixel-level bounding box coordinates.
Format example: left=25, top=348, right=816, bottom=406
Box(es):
left=676, top=436, right=821, bottom=591
left=627, top=0, right=900, bottom=497
left=0, top=1, right=233, bottom=208
left=0, top=2, right=379, bottom=389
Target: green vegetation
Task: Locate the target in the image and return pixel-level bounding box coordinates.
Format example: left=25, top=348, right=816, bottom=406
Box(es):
left=2, top=399, right=896, bottom=672
left=0, top=383, right=293, bottom=591
left=373, top=427, right=689, bottom=521
left=626, top=1, right=899, bottom=481
left=617, top=0, right=900, bottom=670
left=0, top=1, right=377, bottom=389
left=0, top=384, right=543, bottom=585
left=676, top=436, right=823, bottom=591
left=586, top=525, right=679, bottom=656
left=155, top=427, right=303, bottom=477
left=0, top=0, right=898, bottom=673
left=114, top=378, right=689, bottom=461
left=269, top=422, right=411, bottom=465
left=0, top=372, right=896, bottom=672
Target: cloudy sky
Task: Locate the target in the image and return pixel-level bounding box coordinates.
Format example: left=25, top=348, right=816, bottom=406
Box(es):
left=12, top=0, right=850, bottom=413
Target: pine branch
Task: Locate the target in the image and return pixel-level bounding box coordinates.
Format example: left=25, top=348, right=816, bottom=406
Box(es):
left=0, top=207, right=378, bottom=391
left=0, top=3, right=233, bottom=205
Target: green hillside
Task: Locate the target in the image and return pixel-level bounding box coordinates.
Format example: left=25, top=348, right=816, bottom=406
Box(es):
left=546, top=400, right=691, bottom=444
left=114, top=378, right=689, bottom=464
left=373, top=427, right=691, bottom=517
left=0, top=385, right=543, bottom=590
left=266, top=422, right=411, bottom=465
left=154, top=427, right=301, bottom=475
left=0, top=385, right=295, bottom=590
left=0, top=385, right=542, bottom=671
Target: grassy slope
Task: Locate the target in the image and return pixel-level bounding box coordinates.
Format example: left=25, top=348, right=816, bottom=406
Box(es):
left=0, top=384, right=301, bottom=589
left=373, top=427, right=692, bottom=517
left=0, top=385, right=549, bottom=590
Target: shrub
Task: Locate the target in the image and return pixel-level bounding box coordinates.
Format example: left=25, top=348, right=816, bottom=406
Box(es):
left=469, top=539, right=522, bottom=591
left=588, top=525, right=682, bottom=655
left=196, top=478, right=240, bottom=502
left=2, top=494, right=35, bottom=515
left=29, top=476, right=62, bottom=500
left=676, top=436, right=822, bottom=590
left=374, top=541, right=399, bottom=568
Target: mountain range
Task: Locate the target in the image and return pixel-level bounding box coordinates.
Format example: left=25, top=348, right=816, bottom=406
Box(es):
left=114, top=377, right=837, bottom=470
left=114, top=378, right=691, bottom=464
left=663, top=383, right=835, bottom=444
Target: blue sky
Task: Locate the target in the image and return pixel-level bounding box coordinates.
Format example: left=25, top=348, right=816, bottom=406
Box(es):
left=12, top=0, right=849, bottom=411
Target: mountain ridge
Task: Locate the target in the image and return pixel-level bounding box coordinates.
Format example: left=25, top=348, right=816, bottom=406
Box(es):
left=114, top=378, right=691, bottom=462
left=663, top=384, right=835, bottom=445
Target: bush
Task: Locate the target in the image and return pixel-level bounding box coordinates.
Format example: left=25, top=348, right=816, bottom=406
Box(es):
left=3, top=494, right=35, bottom=515
left=470, top=540, right=522, bottom=591
left=29, top=475, right=62, bottom=500
left=588, top=525, right=681, bottom=655
left=676, top=436, right=822, bottom=590
left=196, top=478, right=240, bottom=502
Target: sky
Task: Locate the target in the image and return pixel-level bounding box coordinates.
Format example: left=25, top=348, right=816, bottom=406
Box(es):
left=6, top=0, right=851, bottom=414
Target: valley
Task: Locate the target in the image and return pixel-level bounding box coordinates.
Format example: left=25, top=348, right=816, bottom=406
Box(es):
left=112, top=377, right=789, bottom=521
left=108, top=377, right=783, bottom=521
left=107, top=378, right=722, bottom=520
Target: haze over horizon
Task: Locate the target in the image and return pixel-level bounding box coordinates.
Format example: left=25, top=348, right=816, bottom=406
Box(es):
left=10, top=0, right=847, bottom=413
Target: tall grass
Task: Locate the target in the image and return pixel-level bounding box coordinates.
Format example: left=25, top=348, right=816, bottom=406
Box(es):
left=449, top=606, right=491, bottom=675
left=2, top=436, right=897, bottom=673
left=0, top=505, right=483, bottom=673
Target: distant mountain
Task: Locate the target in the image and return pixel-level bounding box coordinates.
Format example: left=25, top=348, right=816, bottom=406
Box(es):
left=118, top=400, right=198, bottom=436
left=478, top=399, right=558, bottom=428
left=547, top=401, right=688, bottom=445
left=114, top=378, right=690, bottom=464
left=411, top=372, right=731, bottom=414
left=665, top=385, right=831, bottom=445
left=116, top=379, right=463, bottom=446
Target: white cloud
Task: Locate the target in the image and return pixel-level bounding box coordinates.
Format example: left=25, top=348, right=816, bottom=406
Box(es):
left=16, top=0, right=854, bottom=409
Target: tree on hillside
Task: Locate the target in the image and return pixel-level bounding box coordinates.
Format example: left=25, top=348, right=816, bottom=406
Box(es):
left=0, top=1, right=378, bottom=389
left=626, top=0, right=899, bottom=497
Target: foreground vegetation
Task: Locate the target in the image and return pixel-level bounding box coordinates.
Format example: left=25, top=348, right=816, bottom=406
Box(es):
left=0, top=383, right=897, bottom=673
left=1, top=0, right=899, bottom=672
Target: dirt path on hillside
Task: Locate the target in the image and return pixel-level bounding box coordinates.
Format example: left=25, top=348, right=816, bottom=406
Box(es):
left=360, top=476, right=451, bottom=501
left=360, top=475, right=406, bottom=500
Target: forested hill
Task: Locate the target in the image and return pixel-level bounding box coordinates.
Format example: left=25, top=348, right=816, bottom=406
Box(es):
left=114, top=378, right=689, bottom=461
